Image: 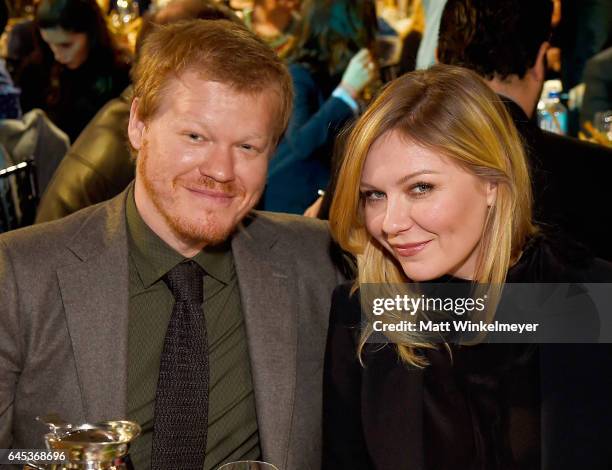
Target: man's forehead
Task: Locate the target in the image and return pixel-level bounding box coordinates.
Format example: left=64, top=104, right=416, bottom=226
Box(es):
left=152, top=71, right=280, bottom=115
left=163, top=68, right=280, bottom=99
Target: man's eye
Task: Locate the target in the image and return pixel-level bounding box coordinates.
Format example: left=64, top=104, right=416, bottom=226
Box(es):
left=240, top=144, right=256, bottom=151
left=361, top=190, right=386, bottom=203
left=187, top=133, right=203, bottom=142
left=410, top=182, right=433, bottom=196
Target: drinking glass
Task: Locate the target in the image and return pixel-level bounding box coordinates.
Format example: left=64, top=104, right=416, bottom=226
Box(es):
left=217, top=461, right=279, bottom=470
left=594, top=110, right=612, bottom=143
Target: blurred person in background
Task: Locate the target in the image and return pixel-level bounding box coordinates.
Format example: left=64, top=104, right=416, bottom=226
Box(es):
left=0, top=0, right=22, bottom=120
left=553, top=0, right=612, bottom=91
left=0, top=0, right=19, bottom=116
left=148, top=0, right=238, bottom=26
left=242, top=0, right=301, bottom=59
left=262, top=0, right=378, bottom=214
left=4, top=14, right=38, bottom=80
left=414, top=0, right=446, bottom=70
left=35, top=0, right=241, bottom=223
left=437, top=0, right=612, bottom=262
left=1, top=0, right=70, bottom=202
left=580, top=46, right=612, bottom=129
left=15, top=0, right=130, bottom=142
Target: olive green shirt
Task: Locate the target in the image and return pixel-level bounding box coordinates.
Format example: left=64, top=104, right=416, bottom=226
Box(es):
left=125, top=189, right=260, bottom=469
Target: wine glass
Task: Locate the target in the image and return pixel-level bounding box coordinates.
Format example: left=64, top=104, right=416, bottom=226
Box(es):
left=594, top=110, right=612, bottom=143
left=217, top=461, right=279, bottom=470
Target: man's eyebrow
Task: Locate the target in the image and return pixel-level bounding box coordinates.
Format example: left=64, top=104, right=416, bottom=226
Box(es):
left=177, top=113, right=266, bottom=137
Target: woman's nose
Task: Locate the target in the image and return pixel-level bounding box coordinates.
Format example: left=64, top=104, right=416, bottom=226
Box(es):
left=381, top=196, right=414, bottom=236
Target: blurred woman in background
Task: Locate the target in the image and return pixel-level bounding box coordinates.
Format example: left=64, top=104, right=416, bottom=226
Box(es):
left=263, top=0, right=378, bottom=214
left=16, top=0, right=130, bottom=141
left=323, top=64, right=612, bottom=470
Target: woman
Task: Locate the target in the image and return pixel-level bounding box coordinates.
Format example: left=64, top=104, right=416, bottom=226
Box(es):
left=16, top=0, right=130, bottom=141
left=263, top=0, right=378, bottom=214
left=324, top=64, right=612, bottom=470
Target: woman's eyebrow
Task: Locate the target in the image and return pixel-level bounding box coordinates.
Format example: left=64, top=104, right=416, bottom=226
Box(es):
left=396, top=170, right=439, bottom=185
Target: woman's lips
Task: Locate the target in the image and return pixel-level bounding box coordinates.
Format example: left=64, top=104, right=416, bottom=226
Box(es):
left=391, top=240, right=431, bottom=257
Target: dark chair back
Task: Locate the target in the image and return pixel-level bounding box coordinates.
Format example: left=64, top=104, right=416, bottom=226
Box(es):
left=0, top=159, right=39, bottom=232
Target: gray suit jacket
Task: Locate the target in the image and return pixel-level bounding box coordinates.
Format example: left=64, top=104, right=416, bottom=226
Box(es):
left=0, top=188, right=343, bottom=470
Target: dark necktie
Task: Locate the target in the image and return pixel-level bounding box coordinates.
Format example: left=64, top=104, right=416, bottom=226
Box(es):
left=151, top=260, right=208, bottom=470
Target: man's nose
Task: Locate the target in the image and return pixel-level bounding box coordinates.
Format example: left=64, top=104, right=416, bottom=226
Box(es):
left=198, top=145, right=235, bottom=183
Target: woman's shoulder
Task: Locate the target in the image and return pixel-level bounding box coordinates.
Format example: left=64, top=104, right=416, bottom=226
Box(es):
left=580, top=257, right=612, bottom=282
left=509, top=230, right=612, bottom=282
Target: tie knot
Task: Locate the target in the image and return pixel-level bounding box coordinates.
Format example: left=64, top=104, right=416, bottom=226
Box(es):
left=163, top=260, right=204, bottom=303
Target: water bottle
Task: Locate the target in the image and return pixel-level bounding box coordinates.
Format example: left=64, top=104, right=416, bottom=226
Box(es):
left=537, top=91, right=568, bottom=135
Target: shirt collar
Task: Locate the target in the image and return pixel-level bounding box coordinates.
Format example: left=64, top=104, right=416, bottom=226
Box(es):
left=126, top=186, right=234, bottom=288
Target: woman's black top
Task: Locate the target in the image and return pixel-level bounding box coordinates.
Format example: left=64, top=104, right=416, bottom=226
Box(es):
left=423, top=334, right=540, bottom=469
left=322, top=233, right=612, bottom=470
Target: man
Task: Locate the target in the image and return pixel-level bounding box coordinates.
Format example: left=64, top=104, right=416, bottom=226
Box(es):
left=35, top=0, right=242, bottom=223
left=437, top=0, right=612, bottom=261
left=0, top=20, right=342, bottom=470
left=580, top=46, right=612, bottom=127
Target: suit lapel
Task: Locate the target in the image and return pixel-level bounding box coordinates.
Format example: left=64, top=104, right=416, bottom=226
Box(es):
left=57, top=192, right=130, bottom=423
left=56, top=205, right=300, bottom=461
left=232, top=214, right=298, bottom=468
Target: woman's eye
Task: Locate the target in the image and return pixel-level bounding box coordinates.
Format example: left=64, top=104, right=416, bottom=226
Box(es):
left=361, top=190, right=386, bottom=202
left=410, top=182, right=433, bottom=196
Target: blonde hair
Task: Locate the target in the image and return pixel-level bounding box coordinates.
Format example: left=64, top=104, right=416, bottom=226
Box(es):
left=131, top=19, right=293, bottom=142
left=329, top=64, right=536, bottom=366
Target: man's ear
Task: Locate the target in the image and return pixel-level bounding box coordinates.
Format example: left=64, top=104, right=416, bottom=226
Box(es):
left=128, top=98, right=146, bottom=151
left=530, top=41, right=550, bottom=84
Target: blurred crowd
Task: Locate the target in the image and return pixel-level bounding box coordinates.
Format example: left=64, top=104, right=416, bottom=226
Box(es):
left=1, top=0, right=611, bottom=234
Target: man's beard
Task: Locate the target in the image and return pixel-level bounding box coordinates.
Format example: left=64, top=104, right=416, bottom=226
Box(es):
left=137, top=144, right=242, bottom=247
